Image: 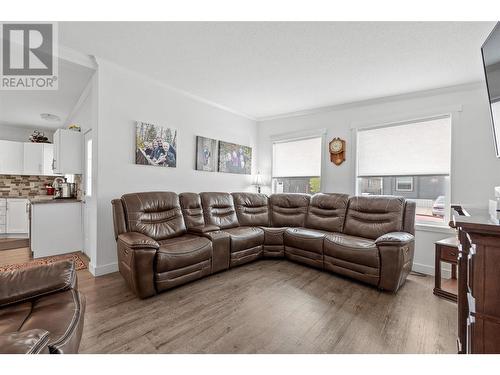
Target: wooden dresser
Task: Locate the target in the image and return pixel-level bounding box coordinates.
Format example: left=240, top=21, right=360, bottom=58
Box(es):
left=451, top=210, right=500, bottom=354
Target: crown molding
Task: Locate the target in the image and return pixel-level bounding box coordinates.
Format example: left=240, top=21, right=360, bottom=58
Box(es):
left=257, top=81, right=485, bottom=122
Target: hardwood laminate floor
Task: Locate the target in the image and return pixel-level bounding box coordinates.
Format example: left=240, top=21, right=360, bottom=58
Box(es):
left=75, top=260, right=457, bottom=354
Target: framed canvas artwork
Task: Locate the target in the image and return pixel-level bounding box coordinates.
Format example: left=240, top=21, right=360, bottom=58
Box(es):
left=218, top=141, right=252, bottom=174
left=136, top=121, right=177, bottom=168
left=196, top=136, right=218, bottom=172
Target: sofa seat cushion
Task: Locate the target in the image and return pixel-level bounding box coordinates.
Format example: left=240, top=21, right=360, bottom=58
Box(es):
left=223, top=227, right=264, bottom=253
left=260, top=227, right=287, bottom=246
left=0, top=302, right=32, bottom=334
left=284, top=227, right=328, bottom=254
left=17, top=289, right=85, bottom=354
left=156, top=234, right=212, bottom=273
left=324, top=233, right=379, bottom=269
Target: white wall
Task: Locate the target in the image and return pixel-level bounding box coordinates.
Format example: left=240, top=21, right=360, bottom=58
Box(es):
left=0, top=123, right=54, bottom=142
left=93, top=59, right=258, bottom=275
left=65, top=72, right=98, bottom=269
left=257, top=83, right=500, bottom=275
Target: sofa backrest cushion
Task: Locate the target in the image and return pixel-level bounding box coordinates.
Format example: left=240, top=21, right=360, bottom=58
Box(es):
left=232, top=192, right=270, bottom=227
left=121, top=191, right=186, bottom=240
left=179, top=193, right=205, bottom=229
left=305, top=193, right=350, bottom=232
left=343, top=195, right=405, bottom=240
left=200, top=192, right=239, bottom=229
left=269, top=193, right=310, bottom=227
left=402, top=200, right=416, bottom=235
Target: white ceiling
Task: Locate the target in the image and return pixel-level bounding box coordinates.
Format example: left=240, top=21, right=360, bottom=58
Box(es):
left=0, top=58, right=95, bottom=130
left=58, top=22, right=495, bottom=119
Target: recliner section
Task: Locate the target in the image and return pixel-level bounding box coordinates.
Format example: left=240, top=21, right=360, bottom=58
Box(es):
left=112, top=191, right=416, bottom=299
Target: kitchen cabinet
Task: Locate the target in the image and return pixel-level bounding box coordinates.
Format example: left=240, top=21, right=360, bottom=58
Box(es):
left=6, top=198, right=29, bottom=233
left=30, top=200, right=83, bottom=258
left=23, top=142, right=59, bottom=175
left=0, top=199, right=6, bottom=234
left=53, top=129, right=82, bottom=174
left=0, top=140, right=24, bottom=175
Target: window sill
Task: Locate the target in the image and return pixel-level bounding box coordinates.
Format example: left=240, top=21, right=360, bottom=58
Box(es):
left=415, top=223, right=455, bottom=234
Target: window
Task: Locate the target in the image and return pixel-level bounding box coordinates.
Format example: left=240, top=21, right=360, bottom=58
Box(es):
left=272, top=137, right=322, bottom=194
left=356, top=116, right=451, bottom=225
left=395, top=177, right=413, bottom=192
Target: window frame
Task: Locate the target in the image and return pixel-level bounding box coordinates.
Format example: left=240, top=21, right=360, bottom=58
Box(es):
left=270, top=129, right=326, bottom=194
left=395, top=176, right=414, bottom=192
left=352, top=111, right=455, bottom=228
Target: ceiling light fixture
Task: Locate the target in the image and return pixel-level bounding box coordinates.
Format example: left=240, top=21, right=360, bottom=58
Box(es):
left=40, top=113, right=61, bottom=122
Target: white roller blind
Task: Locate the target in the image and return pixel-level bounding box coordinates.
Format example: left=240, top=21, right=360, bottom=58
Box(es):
left=272, top=137, right=322, bottom=177
left=357, top=116, right=451, bottom=177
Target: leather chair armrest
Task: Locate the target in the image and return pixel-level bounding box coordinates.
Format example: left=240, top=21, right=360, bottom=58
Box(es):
left=0, top=260, right=76, bottom=307
left=377, top=233, right=415, bottom=292
left=117, top=232, right=159, bottom=249
left=188, top=225, right=220, bottom=234
left=375, top=232, right=414, bottom=246
left=202, top=230, right=230, bottom=273
left=0, top=329, right=50, bottom=354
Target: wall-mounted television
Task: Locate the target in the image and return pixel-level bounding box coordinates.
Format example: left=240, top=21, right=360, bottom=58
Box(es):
left=481, top=22, right=500, bottom=158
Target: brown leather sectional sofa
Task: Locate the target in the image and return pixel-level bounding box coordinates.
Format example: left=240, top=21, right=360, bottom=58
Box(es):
left=112, top=192, right=416, bottom=299
left=0, top=260, right=85, bottom=354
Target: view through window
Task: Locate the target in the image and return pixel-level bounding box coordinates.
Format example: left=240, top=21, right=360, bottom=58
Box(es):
left=356, top=116, right=451, bottom=225
left=272, top=137, right=322, bottom=194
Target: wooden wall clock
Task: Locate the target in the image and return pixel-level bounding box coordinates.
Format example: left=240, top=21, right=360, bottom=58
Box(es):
left=329, top=137, right=346, bottom=166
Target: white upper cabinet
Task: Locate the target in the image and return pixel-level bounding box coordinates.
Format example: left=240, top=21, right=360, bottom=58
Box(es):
left=23, top=142, right=59, bottom=176
left=23, top=142, right=44, bottom=175
left=0, top=140, right=24, bottom=175
left=53, top=129, right=82, bottom=174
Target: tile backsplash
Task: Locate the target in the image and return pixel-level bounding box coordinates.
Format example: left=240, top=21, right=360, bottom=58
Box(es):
left=0, top=175, right=57, bottom=197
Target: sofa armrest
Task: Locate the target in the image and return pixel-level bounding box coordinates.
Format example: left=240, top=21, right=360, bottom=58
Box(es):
left=116, top=233, right=158, bottom=299
left=0, top=260, right=76, bottom=308
left=188, top=225, right=220, bottom=234
left=377, top=234, right=415, bottom=292
left=118, top=232, right=159, bottom=249
left=375, top=232, right=414, bottom=246
left=0, top=329, right=50, bottom=354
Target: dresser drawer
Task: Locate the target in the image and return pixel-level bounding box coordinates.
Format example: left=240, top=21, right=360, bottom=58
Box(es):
left=441, top=246, right=459, bottom=262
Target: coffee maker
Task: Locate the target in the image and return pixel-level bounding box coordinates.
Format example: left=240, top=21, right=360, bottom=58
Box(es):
left=53, top=177, right=76, bottom=199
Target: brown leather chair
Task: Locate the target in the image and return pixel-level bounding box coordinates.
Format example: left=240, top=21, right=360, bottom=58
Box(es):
left=200, top=192, right=264, bottom=267
left=0, top=260, right=85, bottom=354
left=112, top=191, right=416, bottom=299
left=114, top=192, right=213, bottom=298
left=284, top=193, right=349, bottom=270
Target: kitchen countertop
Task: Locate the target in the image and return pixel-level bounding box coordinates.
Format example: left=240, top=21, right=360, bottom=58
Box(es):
left=29, top=197, right=82, bottom=204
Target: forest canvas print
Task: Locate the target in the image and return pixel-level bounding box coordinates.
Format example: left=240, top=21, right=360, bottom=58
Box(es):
left=218, top=141, right=252, bottom=174
left=136, top=121, right=177, bottom=168
left=196, top=136, right=218, bottom=172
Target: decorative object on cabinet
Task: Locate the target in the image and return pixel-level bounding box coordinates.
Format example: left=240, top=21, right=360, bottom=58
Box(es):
left=451, top=208, right=500, bottom=354
left=135, top=121, right=177, bottom=168
left=196, top=136, right=218, bottom=172
left=329, top=137, right=346, bottom=166
left=67, top=124, right=81, bottom=132
left=218, top=141, right=252, bottom=174
left=28, top=130, right=49, bottom=143
left=53, top=129, right=83, bottom=174
left=433, top=236, right=459, bottom=302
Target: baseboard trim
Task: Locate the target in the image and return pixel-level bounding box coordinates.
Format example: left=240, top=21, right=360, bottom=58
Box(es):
left=412, top=262, right=451, bottom=278
left=89, top=261, right=118, bottom=276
